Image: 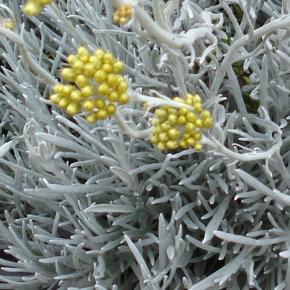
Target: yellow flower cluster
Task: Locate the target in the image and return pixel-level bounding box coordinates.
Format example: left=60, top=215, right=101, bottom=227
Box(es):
left=2, top=18, right=15, bottom=30
left=150, top=94, right=213, bottom=151
left=49, top=47, right=130, bottom=123
left=113, top=4, right=133, bottom=25
left=23, top=0, right=54, bottom=16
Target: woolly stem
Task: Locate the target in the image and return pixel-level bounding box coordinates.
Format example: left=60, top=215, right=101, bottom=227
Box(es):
left=132, top=91, right=193, bottom=110
left=203, top=135, right=282, bottom=162
left=114, top=110, right=152, bottom=138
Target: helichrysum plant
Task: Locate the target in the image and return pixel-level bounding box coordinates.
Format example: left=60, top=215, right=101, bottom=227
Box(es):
left=0, top=0, right=289, bottom=290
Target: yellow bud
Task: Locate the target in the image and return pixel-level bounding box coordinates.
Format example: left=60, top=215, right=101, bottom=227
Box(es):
left=103, top=53, right=114, bottom=64
left=66, top=103, right=81, bottom=116
left=194, top=143, right=203, bottom=151
left=186, top=112, right=197, bottom=123
left=173, top=97, right=184, bottom=103
left=193, top=132, right=202, bottom=141
left=3, top=19, right=15, bottom=30
left=157, top=142, right=166, bottom=151
left=186, top=93, right=194, bottom=99
left=159, top=132, right=168, bottom=142
left=177, top=116, right=186, bottom=126
left=82, top=99, right=95, bottom=111
left=202, top=110, right=212, bottom=119
left=168, top=128, right=180, bottom=139
left=95, top=70, right=107, bottom=82
left=77, top=47, right=89, bottom=56
left=179, top=140, right=187, bottom=149
left=118, top=94, right=130, bottom=104
left=86, top=113, right=97, bottom=124
left=168, top=108, right=178, bottom=115
left=102, top=64, right=113, bottom=74
left=81, top=85, right=94, bottom=98
left=117, top=81, right=128, bottom=93
left=72, top=60, right=84, bottom=72
left=185, top=123, right=195, bottom=133
left=203, top=118, right=213, bottom=128
left=108, top=91, right=119, bottom=102
left=115, top=75, right=124, bottom=84
left=161, top=122, right=171, bottom=131
left=192, top=94, right=201, bottom=103
left=119, top=7, right=127, bottom=17
left=107, top=74, right=118, bottom=87
left=97, top=84, right=109, bottom=96
left=96, top=110, right=108, bottom=120
left=168, top=114, right=177, bottom=125
left=79, top=55, right=89, bottom=63
left=62, top=85, right=74, bottom=96
left=186, top=138, right=195, bottom=146
left=106, top=104, right=117, bottom=116
left=150, top=135, right=159, bottom=144
left=95, top=99, right=106, bottom=109
left=61, top=68, right=75, bottom=81
left=195, top=119, right=203, bottom=127
left=161, top=105, right=169, bottom=111
left=166, top=140, right=178, bottom=150
left=126, top=6, right=133, bottom=16
left=119, top=17, right=128, bottom=24
left=113, top=14, right=120, bottom=23
left=151, top=119, right=160, bottom=126
left=23, top=2, right=42, bottom=16
left=179, top=107, right=189, bottom=116
left=194, top=103, right=202, bottom=113
left=84, top=63, right=96, bottom=77
left=89, top=56, right=101, bottom=67
left=50, top=94, right=61, bottom=104
left=113, top=61, right=124, bottom=73
left=53, top=84, right=64, bottom=93
left=155, top=109, right=167, bottom=118
left=67, top=54, right=77, bottom=64
left=153, top=127, right=162, bottom=134
left=70, top=90, right=83, bottom=102
left=95, top=49, right=105, bottom=59
left=58, top=98, right=69, bottom=109
left=76, top=75, right=89, bottom=88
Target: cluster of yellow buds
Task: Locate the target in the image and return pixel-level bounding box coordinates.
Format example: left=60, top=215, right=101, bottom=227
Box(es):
left=113, top=4, right=133, bottom=25
left=23, top=0, right=54, bottom=16
left=150, top=94, right=213, bottom=151
left=49, top=47, right=129, bottom=123
left=1, top=18, right=15, bottom=30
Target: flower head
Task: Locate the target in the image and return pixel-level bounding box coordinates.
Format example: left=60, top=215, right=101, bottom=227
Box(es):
left=113, top=4, right=133, bottom=25
left=23, top=0, right=54, bottom=16
left=150, top=94, right=213, bottom=151
left=49, top=47, right=129, bottom=123
left=2, top=18, right=15, bottom=30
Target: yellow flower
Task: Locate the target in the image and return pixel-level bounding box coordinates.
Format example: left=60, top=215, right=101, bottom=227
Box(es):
left=113, top=4, right=133, bottom=25
left=49, top=47, right=130, bottom=123
left=23, top=0, right=54, bottom=16
left=2, top=19, right=15, bottom=30
left=150, top=94, right=213, bottom=151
